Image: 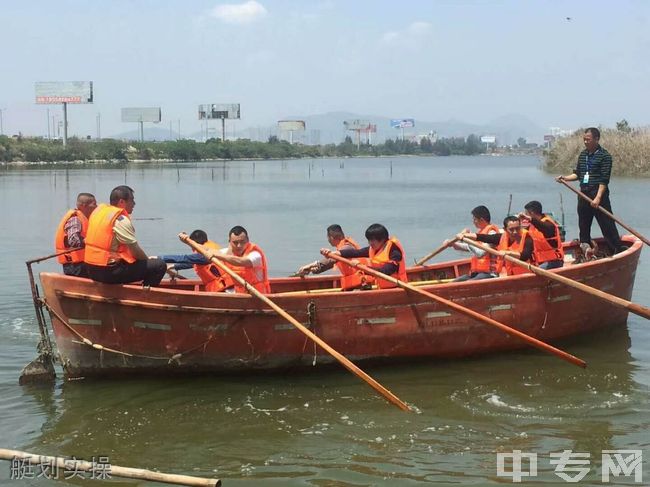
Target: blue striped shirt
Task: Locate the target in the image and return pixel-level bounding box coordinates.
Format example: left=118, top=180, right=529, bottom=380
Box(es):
left=573, top=145, right=613, bottom=187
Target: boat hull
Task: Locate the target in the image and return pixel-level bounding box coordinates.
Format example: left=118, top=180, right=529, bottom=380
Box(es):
left=39, top=237, right=642, bottom=378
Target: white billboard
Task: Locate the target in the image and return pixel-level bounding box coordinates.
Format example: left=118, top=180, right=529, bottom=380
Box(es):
left=198, top=104, right=241, bottom=120
left=121, top=107, right=162, bottom=123
left=35, top=81, right=93, bottom=104
left=278, top=120, right=306, bottom=131
left=390, top=118, right=415, bottom=129
left=480, top=135, right=496, bottom=144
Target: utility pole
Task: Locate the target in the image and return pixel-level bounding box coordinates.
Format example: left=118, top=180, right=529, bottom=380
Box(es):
left=96, top=113, right=101, bottom=140
left=169, top=120, right=172, bottom=140
left=62, top=102, right=68, bottom=146
left=177, top=119, right=180, bottom=140
left=47, top=108, right=50, bottom=139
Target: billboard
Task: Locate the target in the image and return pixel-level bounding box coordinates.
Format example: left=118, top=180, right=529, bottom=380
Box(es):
left=543, top=135, right=556, bottom=142
left=480, top=135, right=496, bottom=144
left=35, top=81, right=93, bottom=104
left=390, top=118, right=415, bottom=129
left=278, top=120, right=306, bottom=131
left=344, top=119, right=371, bottom=130
left=198, top=103, right=240, bottom=120
left=121, top=107, right=161, bottom=123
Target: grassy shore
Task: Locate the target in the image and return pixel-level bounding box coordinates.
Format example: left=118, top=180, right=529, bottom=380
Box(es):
left=0, top=134, right=493, bottom=164
left=545, top=128, right=650, bottom=177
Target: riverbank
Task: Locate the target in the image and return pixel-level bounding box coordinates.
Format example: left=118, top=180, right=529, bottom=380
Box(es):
left=0, top=133, right=507, bottom=163
left=544, top=127, right=650, bottom=177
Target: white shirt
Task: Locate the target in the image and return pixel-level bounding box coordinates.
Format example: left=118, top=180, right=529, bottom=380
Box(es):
left=217, top=248, right=264, bottom=287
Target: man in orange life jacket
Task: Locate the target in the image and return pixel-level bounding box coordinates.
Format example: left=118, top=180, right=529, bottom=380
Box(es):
left=323, top=223, right=407, bottom=289
left=84, top=185, right=167, bottom=287
left=446, top=205, right=500, bottom=281
left=295, top=225, right=364, bottom=286
left=518, top=200, right=564, bottom=270
left=205, top=226, right=270, bottom=294
left=54, top=192, right=97, bottom=277
left=463, top=216, right=534, bottom=276
left=158, top=230, right=227, bottom=291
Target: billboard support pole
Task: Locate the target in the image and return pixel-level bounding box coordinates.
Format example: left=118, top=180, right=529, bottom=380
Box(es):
left=139, top=121, right=144, bottom=143
left=401, top=127, right=404, bottom=141
left=221, top=118, right=226, bottom=142
left=46, top=109, right=50, bottom=140
left=62, top=102, right=68, bottom=147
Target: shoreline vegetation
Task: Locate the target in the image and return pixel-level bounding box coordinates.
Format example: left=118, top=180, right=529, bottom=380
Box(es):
left=545, top=123, right=650, bottom=177
left=0, top=134, right=537, bottom=165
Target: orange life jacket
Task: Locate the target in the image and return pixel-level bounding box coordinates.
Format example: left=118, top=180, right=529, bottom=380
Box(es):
left=528, top=215, right=564, bottom=265
left=368, top=237, right=408, bottom=289
left=216, top=242, right=270, bottom=294
left=334, top=236, right=369, bottom=290
left=192, top=240, right=222, bottom=291
left=55, top=209, right=89, bottom=264
left=496, top=230, right=531, bottom=276
left=470, top=224, right=500, bottom=274
left=84, top=204, right=137, bottom=266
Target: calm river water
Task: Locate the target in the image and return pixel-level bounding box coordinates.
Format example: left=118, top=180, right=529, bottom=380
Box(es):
left=0, top=155, right=648, bottom=485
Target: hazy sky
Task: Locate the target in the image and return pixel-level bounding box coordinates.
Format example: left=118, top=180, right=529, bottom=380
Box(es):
left=2, top=0, right=650, bottom=137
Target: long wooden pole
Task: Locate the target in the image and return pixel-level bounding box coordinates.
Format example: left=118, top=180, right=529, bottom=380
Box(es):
left=415, top=238, right=456, bottom=266
left=460, top=236, right=650, bottom=321
left=180, top=234, right=412, bottom=412
left=558, top=179, right=650, bottom=247
left=0, top=449, right=220, bottom=487
left=322, top=251, right=586, bottom=368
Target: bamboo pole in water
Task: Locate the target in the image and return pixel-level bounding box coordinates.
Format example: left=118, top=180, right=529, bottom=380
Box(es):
left=0, top=449, right=221, bottom=486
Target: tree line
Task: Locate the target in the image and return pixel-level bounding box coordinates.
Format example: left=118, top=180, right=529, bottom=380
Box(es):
left=0, top=133, right=489, bottom=163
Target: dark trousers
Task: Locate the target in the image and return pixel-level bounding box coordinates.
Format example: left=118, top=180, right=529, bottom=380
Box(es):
left=62, top=262, right=89, bottom=278
left=87, top=258, right=167, bottom=287
left=578, top=187, right=622, bottom=252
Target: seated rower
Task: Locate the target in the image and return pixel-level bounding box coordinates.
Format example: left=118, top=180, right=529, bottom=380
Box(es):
left=463, top=216, right=534, bottom=276
left=445, top=205, right=500, bottom=281
left=206, top=226, right=270, bottom=294
left=323, top=223, right=407, bottom=289
left=54, top=192, right=97, bottom=278
left=295, top=224, right=367, bottom=290
left=159, top=230, right=228, bottom=292
left=519, top=200, right=564, bottom=270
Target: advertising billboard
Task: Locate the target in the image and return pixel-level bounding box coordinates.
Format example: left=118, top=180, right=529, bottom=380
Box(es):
left=480, top=135, right=496, bottom=144
left=344, top=119, right=371, bottom=130
left=35, top=81, right=94, bottom=104
left=121, top=107, right=161, bottom=123
left=390, top=119, right=415, bottom=129
left=198, top=104, right=241, bottom=120
left=278, top=120, right=306, bottom=131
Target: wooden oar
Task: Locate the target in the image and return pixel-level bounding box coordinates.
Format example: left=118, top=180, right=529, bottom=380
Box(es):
left=322, top=251, right=586, bottom=368
left=180, top=234, right=412, bottom=412
left=415, top=238, right=456, bottom=266
left=460, top=236, right=650, bottom=321
left=558, top=179, right=650, bottom=247
left=0, top=448, right=220, bottom=486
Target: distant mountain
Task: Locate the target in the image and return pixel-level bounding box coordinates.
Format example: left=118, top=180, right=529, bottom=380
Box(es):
left=105, top=112, right=546, bottom=146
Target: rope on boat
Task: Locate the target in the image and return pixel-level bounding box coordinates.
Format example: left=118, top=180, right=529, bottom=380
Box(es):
left=41, top=298, right=216, bottom=364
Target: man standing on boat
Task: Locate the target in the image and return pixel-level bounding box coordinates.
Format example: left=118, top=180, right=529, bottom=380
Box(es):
left=446, top=206, right=500, bottom=281
left=54, top=192, right=97, bottom=277
left=556, top=127, right=625, bottom=254
left=84, top=185, right=167, bottom=287
left=323, top=223, right=407, bottom=289
left=295, top=224, right=368, bottom=290
left=206, top=226, right=270, bottom=293
left=518, top=200, right=564, bottom=269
